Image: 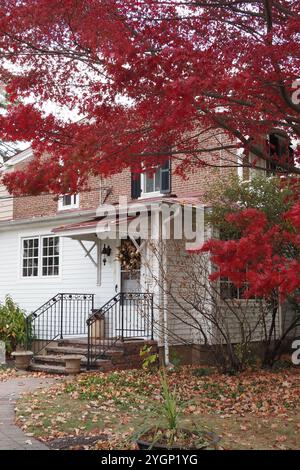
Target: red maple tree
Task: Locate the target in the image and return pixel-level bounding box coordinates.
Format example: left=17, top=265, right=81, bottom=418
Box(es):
left=199, top=205, right=300, bottom=302
left=0, top=1, right=299, bottom=195
left=0, top=1, right=299, bottom=300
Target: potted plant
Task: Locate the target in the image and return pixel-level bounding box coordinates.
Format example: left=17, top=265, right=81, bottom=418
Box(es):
left=136, top=370, right=220, bottom=450
left=0, top=296, right=33, bottom=370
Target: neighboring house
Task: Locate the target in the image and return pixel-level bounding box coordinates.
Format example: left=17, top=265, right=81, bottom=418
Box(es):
left=0, top=132, right=294, bottom=369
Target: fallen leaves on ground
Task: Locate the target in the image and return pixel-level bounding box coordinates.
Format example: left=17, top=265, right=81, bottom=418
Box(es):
left=0, top=366, right=18, bottom=381
left=0, top=367, right=63, bottom=382
left=15, top=366, right=300, bottom=450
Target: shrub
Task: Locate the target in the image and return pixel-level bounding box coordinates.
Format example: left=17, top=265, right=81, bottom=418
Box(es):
left=140, top=345, right=158, bottom=371
left=0, top=296, right=28, bottom=354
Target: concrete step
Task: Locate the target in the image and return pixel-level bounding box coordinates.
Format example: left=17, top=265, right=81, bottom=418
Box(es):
left=46, top=345, right=124, bottom=358
left=29, top=363, right=69, bottom=375
left=34, top=354, right=67, bottom=365
left=57, top=338, right=124, bottom=349
left=57, top=338, right=89, bottom=347
left=34, top=354, right=112, bottom=369
left=46, top=345, right=89, bottom=355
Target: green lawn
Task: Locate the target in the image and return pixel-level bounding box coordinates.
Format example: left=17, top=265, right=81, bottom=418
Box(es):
left=15, top=366, right=300, bottom=450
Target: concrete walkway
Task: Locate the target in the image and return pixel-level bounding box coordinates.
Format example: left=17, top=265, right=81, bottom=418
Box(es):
left=0, top=376, right=58, bottom=450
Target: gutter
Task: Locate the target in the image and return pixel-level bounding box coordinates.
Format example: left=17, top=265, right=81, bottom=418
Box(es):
left=0, top=209, right=97, bottom=232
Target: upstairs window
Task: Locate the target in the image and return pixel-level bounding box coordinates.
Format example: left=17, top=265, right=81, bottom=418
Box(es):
left=142, top=167, right=161, bottom=195
left=267, top=132, right=294, bottom=174
left=131, top=159, right=171, bottom=199
left=58, top=194, right=79, bottom=211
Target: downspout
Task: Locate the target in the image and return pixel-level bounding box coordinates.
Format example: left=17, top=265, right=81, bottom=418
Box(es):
left=160, top=203, right=181, bottom=367
left=158, top=209, right=169, bottom=366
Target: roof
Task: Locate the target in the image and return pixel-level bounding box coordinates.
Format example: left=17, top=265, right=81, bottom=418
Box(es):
left=53, top=215, right=137, bottom=235
left=52, top=193, right=209, bottom=239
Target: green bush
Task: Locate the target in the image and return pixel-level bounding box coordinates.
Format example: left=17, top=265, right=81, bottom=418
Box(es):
left=0, top=296, right=28, bottom=354
left=140, top=345, right=158, bottom=371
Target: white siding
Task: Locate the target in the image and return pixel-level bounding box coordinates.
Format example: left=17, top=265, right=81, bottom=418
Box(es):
left=0, top=223, right=119, bottom=315
left=0, top=184, right=12, bottom=221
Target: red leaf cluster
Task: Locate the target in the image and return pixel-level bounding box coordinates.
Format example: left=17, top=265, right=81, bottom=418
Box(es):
left=0, top=1, right=299, bottom=194
left=199, top=204, right=300, bottom=301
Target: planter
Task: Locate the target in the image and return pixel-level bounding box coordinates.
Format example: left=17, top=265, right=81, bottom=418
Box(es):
left=64, top=355, right=84, bottom=374
left=11, top=351, right=33, bottom=371
left=91, top=317, right=105, bottom=339
left=137, top=428, right=220, bottom=451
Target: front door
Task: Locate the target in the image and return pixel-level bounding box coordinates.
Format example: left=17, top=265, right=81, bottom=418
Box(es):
left=119, top=239, right=142, bottom=338
left=121, top=269, right=140, bottom=293
left=119, top=239, right=141, bottom=293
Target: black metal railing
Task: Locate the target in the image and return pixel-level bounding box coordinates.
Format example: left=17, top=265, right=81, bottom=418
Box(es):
left=87, top=292, right=154, bottom=369
left=26, top=293, right=94, bottom=355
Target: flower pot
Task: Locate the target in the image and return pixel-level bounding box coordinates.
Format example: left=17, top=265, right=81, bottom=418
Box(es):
left=11, top=351, right=33, bottom=371
left=136, top=428, right=220, bottom=451
left=64, top=355, right=84, bottom=374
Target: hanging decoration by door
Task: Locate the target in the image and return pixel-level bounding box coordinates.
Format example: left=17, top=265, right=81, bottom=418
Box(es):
left=116, top=239, right=141, bottom=272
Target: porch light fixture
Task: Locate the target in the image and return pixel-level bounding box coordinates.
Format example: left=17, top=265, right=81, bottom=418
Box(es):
left=101, top=244, right=112, bottom=265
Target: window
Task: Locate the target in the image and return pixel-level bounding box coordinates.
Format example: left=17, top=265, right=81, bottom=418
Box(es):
left=267, top=132, right=294, bottom=175
left=58, top=194, right=79, bottom=211
left=21, top=236, right=60, bottom=277
left=142, top=167, right=161, bottom=194
left=131, top=159, right=171, bottom=199
left=139, top=160, right=171, bottom=197
left=42, top=236, right=60, bottom=276
left=220, top=277, right=245, bottom=300
left=22, top=238, right=39, bottom=277
left=220, top=277, right=258, bottom=300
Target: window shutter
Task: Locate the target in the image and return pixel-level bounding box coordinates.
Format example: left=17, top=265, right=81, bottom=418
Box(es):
left=160, top=159, right=171, bottom=194
left=131, top=172, right=141, bottom=199
left=268, top=133, right=280, bottom=172
left=288, top=145, right=295, bottom=168
left=269, top=133, right=279, bottom=155
left=269, top=133, right=294, bottom=171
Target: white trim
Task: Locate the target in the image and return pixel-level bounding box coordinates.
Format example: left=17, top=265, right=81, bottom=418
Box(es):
left=20, top=236, right=39, bottom=279
left=40, top=235, right=60, bottom=277
left=139, top=190, right=161, bottom=199
left=20, top=234, right=61, bottom=279
left=0, top=209, right=97, bottom=232
left=140, top=170, right=162, bottom=198
left=58, top=194, right=80, bottom=211
left=5, top=147, right=33, bottom=167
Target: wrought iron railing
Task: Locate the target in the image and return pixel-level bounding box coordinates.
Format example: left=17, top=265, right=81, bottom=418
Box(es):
left=26, top=293, right=94, bottom=355
left=87, top=292, right=154, bottom=369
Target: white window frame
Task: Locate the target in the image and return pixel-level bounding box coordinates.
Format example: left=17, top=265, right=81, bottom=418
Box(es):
left=140, top=168, right=161, bottom=198
left=58, top=194, right=79, bottom=211
left=41, top=235, right=60, bottom=277
left=21, top=237, right=40, bottom=278
left=21, top=235, right=60, bottom=278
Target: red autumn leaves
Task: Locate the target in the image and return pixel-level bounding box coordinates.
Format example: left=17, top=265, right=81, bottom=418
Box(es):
left=199, top=205, right=300, bottom=301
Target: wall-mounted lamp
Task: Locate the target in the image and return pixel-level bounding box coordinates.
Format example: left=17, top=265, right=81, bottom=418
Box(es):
left=101, top=244, right=112, bottom=265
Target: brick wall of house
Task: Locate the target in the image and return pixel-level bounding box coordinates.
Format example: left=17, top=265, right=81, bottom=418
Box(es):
left=101, top=169, right=132, bottom=205
left=11, top=156, right=103, bottom=219
left=8, top=131, right=237, bottom=220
